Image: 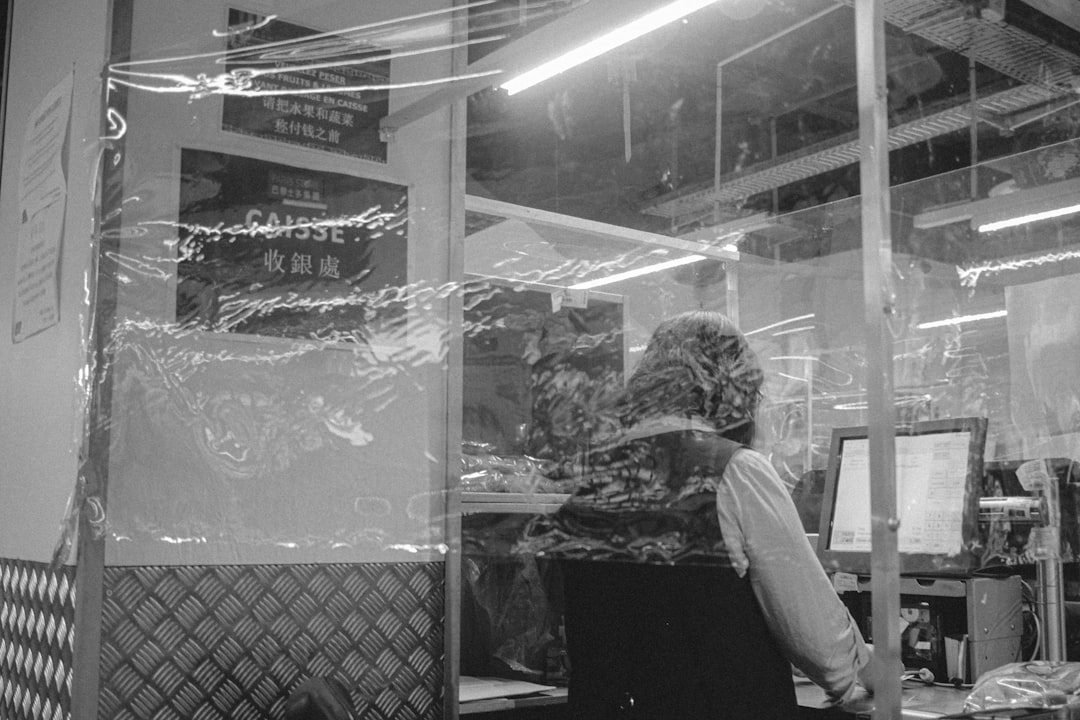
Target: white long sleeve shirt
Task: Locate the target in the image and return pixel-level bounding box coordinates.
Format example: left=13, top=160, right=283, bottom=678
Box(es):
left=715, top=447, right=871, bottom=703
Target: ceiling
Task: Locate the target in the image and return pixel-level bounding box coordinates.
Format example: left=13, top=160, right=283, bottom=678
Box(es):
left=461, top=0, right=1080, bottom=265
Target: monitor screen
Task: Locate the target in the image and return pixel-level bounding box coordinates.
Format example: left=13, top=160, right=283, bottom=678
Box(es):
left=817, top=417, right=987, bottom=577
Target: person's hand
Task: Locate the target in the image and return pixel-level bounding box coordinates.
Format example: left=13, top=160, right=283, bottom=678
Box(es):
left=858, top=644, right=904, bottom=695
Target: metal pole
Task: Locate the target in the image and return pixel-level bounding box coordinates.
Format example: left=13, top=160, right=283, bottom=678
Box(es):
left=969, top=48, right=978, bottom=200
left=445, top=2, right=469, bottom=717
left=770, top=116, right=779, bottom=214
left=854, top=1, right=901, bottom=718
left=1039, top=557, right=1067, bottom=660
left=725, top=263, right=739, bottom=326
left=714, top=64, right=723, bottom=222
left=805, top=357, right=814, bottom=473
left=1037, top=475, right=1066, bottom=660
left=72, top=1, right=132, bottom=717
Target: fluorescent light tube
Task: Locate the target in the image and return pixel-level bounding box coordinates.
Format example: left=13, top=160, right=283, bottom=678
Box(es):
left=977, top=203, right=1080, bottom=233
left=916, top=310, right=1007, bottom=329
left=568, top=253, right=707, bottom=290
left=912, top=178, right=1080, bottom=232
left=745, top=313, right=815, bottom=336
left=501, top=0, right=720, bottom=95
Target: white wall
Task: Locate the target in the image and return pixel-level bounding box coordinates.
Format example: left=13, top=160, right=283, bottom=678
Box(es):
left=0, top=0, right=109, bottom=563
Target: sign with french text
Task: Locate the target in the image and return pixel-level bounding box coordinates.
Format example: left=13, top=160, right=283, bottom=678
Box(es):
left=221, top=8, right=389, bottom=163
left=176, top=148, right=407, bottom=344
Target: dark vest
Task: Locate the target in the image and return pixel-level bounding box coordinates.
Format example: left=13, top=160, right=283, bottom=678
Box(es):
left=554, top=432, right=799, bottom=720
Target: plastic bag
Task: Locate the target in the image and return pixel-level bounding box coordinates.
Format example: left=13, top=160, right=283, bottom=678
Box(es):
left=964, top=662, right=1080, bottom=711
left=283, top=677, right=354, bottom=720
left=460, top=554, right=559, bottom=680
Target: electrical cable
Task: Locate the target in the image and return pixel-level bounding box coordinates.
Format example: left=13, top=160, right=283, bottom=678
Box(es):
left=1029, top=607, right=1042, bottom=661
left=1020, top=578, right=1042, bottom=661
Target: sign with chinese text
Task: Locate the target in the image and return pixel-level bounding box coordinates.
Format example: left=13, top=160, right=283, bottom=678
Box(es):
left=221, top=9, right=389, bottom=163
left=176, top=148, right=407, bottom=344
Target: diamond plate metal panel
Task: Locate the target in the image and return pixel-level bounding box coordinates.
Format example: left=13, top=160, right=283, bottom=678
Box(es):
left=99, top=563, right=443, bottom=720
left=0, top=558, right=77, bottom=720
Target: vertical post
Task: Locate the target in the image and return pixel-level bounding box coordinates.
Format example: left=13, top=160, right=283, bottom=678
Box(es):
left=725, top=263, right=739, bottom=326
left=1037, top=474, right=1066, bottom=660
left=805, top=357, right=814, bottom=473
left=969, top=50, right=978, bottom=200
left=0, top=0, right=12, bottom=176
left=445, top=1, right=469, bottom=717
left=72, top=1, right=130, bottom=717
left=1038, top=558, right=1067, bottom=660
left=854, top=1, right=901, bottom=718
left=714, top=64, right=722, bottom=223
left=770, top=117, right=779, bottom=214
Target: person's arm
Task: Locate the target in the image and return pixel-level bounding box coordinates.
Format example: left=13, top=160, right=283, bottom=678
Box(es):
left=715, top=449, right=871, bottom=704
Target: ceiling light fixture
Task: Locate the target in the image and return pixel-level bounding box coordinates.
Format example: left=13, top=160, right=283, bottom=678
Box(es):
left=500, top=0, right=720, bottom=96
left=568, top=253, right=707, bottom=290
left=912, top=177, right=1080, bottom=232
left=915, top=309, right=1007, bottom=330
left=977, top=202, right=1080, bottom=233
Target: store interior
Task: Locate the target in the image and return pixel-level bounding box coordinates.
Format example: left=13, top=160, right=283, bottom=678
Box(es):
left=452, top=0, right=1080, bottom=714
left=6, top=0, right=1080, bottom=717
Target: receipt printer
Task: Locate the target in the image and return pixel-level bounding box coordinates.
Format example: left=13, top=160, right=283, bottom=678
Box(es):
left=837, top=574, right=1023, bottom=683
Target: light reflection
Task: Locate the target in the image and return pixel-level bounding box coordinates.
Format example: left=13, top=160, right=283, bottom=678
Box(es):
left=161, top=536, right=208, bottom=544
left=745, top=313, right=815, bottom=336
left=568, top=254, right=707, bottom=290
left=958, top=249, right=1080, bottom=287
left=767, top=355, right=854, bottom=389
left=771, top=324, right=815, bottom=337
left=103, top=251, right=173, bottom=281
left=212, top=13, right=277, bottom=37
left=501, top=0, right=722, bottom=95
left=916, top=310, right=1007, bottom=330
left=167, top=204, right=406, bottom=245
left=833, top=394, right=931, bottom=411
left=108, top=0, right=505, bottom=100
left=383, top=543, right=450, bottom=554
left=976, top=202, right=1080, bottom=233
left=104, top=107, right=127, bottom=140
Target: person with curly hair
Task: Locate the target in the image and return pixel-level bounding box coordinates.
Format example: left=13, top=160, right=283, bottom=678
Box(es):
left=527, top=310, right=872, bottom=719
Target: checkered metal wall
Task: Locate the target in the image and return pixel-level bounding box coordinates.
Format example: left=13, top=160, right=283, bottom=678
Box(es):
left=98, top=563, right=444, bottom=720
left=0, top=558, right=77, bottom=720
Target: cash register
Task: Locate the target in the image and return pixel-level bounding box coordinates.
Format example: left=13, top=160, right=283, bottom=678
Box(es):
left=814, top=417, right=1025, bottom=685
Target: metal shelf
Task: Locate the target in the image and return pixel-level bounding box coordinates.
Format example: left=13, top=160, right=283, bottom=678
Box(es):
left=644, top=0, right=1080, bottom=230
left=645, top=83, right=1068, bottom=226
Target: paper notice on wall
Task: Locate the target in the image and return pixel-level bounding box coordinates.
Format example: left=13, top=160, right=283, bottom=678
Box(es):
left=12, top=71, right=72, bottom=344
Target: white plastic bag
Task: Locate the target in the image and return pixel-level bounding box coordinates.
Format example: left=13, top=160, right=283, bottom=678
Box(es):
left=964, top=662, right=1080, bottom=711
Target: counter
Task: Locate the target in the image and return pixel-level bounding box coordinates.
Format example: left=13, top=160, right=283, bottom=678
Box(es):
left=797, top=678, right=969, bottom=718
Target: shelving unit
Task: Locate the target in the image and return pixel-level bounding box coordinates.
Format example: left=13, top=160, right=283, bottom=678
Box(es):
left=459, top=492, right=571, bottom=716
left=461, top=492, right=570, bottom=516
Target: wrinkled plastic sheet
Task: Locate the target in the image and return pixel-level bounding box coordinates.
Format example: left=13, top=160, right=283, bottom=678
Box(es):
left=965, top=662, right=1080, bottom=712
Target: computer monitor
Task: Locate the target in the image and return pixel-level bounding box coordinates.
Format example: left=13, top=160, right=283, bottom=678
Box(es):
left=817, top=417, right=988, bottom=577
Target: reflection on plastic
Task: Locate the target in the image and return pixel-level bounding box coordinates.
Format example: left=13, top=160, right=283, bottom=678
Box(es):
left=963, top=662, right=1080, bottom=711
left=85, top=495, right=107, bottom=541
left=106, top=4, right=502, bottom=98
